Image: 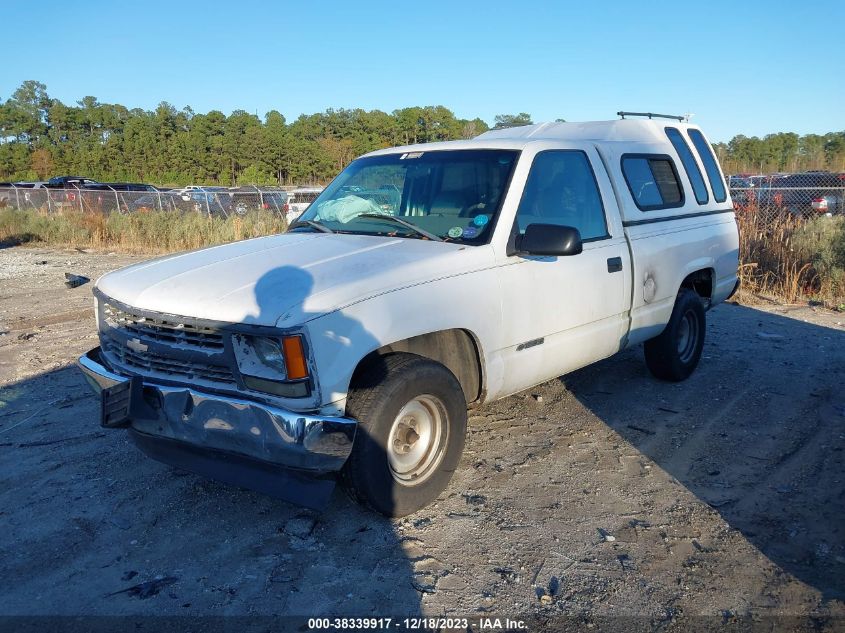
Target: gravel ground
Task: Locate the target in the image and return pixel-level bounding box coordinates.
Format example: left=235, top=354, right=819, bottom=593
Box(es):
left=1, top=246, right=844, bottom=631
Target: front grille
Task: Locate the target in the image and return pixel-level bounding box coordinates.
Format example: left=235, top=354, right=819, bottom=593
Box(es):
left=102, top=303, right=224, bottom=352
left=99, top=299, right=236, bottom=386
left=101, top=338, right=235, bottom=385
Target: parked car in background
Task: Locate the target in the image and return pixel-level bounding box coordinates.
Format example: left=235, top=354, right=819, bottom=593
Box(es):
left=38, top=176, right=102, bottom=210
left=163, top=185, right=204, bottom=203
left=259, top=190, right=288, bottom=215
left=12, top=182, right=49, bottom=208
left=126, top=189, right=190, bottom=213
left=73, top=182, right=159, bottom=213
left=224, top=187, right=288, bottom=216
left=103, top=182, right=158, bottom=192
left=749, top=174, right=780, bottom=188
left=727, top=176, right=755, bottom=211
left=284, top=186, right=323, bottom=223
left=728, top=175, right=751, bottom=187
left=758, top=171, right=843, bottom=216
left=0, top=183, right=13, bottom=207
left=46, top=176, right=100, bottom=188
left=44, top=177, right=95, bottom=209
left=174, top=185, right=207, bottom=197
left=181, top=187, right=232, bottom=216
left=127, top=193, right=173, bottom=213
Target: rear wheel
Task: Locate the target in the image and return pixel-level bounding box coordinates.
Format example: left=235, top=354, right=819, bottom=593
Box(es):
left=644, top=289, right=706, bottom=381
left=341, top=353, right=467, bottom=517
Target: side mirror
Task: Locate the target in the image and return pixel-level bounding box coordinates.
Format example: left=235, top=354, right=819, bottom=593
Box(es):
left=517, top=223, right=583, bottom=256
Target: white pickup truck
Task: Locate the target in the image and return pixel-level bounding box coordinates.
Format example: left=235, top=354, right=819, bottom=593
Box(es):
left=79, top=115, right=739, bottom=516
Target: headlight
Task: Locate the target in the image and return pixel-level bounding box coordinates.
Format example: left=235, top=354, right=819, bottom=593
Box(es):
left=237, top=335, right=287, bottom=378
left=232, top=333, right=310, bottom=397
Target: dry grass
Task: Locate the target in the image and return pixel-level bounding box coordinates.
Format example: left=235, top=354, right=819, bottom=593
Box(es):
left=737, top=211, right=845, bottom=309
left=3, top=207, right=843, bottom=310
left=0, top=208, right=289, bottom=254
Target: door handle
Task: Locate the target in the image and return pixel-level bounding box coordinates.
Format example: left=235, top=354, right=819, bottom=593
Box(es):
left=607, top=257, right=623, bottom=273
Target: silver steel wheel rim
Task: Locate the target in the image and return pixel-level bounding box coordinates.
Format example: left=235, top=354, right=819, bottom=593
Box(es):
left=677, top=310, right=698, bottom=364
left=387, top=394, right=448, bottom=486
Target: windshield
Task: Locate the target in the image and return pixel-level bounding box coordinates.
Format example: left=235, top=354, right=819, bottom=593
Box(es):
left=296, top=149, right=519, bottom=242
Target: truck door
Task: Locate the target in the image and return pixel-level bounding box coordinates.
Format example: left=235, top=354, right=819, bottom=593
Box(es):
left=496, top=148, right=630, bottom=395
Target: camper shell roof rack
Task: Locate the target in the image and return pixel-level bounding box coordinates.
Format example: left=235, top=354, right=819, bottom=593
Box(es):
left=617, top=111, right=686, bottom=122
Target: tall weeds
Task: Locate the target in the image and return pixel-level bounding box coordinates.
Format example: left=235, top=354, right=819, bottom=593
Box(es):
left=737, top=210, right=845, bottom=308
left=3, top=206, right=844, bottom=309
left=0, top=208, right=289, bottom=254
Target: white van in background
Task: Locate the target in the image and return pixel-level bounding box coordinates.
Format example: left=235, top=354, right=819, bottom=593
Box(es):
left=284, top=186, right=324, bottom=223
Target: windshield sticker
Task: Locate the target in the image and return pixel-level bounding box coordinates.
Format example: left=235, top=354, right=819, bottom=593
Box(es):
left=399, top=152, right=424, bottom=160
left=473, top=214, right=490, bottom=227
left=461, top=226, right=479, bottom=238
left=447, top=226, right=464, bottom=239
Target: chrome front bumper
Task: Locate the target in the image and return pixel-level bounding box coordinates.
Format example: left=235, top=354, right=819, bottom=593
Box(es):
left=77, top=347, right=356, bottom=474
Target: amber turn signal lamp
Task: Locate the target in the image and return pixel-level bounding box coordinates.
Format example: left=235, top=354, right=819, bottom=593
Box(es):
left=282, top=335, right=308, bottom=380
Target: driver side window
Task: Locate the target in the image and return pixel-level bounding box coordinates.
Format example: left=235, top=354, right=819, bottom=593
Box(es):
left=515, top=151, right=609, bottom=241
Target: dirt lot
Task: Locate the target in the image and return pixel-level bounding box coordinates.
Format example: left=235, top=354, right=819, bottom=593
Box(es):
left=1, top=245, right=844, bottom=630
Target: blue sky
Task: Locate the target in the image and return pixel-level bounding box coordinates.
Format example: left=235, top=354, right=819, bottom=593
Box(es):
left=2, top=0, right=842, bottom=142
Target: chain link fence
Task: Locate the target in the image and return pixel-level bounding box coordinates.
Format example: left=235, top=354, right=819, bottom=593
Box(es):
left=2, top=174, right=843, bottom=227
left=728, top=171, right=845, bottom=308
left=728, top=171, right=845, bottom=224
left=0, top=184, right=297, bottom=222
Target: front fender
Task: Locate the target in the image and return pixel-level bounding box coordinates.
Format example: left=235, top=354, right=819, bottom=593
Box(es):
left=307, top=269, right=503, bottom=411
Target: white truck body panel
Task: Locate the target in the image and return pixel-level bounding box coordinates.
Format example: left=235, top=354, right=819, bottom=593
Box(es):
left=96, top=233, right=495, bottom=328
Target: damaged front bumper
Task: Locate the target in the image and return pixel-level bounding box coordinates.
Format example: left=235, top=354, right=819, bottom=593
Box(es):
left=77, top=347, right=356, bottom=509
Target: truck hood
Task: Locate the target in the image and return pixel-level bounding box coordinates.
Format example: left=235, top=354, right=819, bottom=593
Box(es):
left=96, top=233, right=494, bottom=326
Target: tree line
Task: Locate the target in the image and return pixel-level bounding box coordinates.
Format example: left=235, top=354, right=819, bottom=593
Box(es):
left=1, top=81, right=842, bottom=186
left=0, top=81, right=517, bottom=186
left=713, top=132, right=845, bottom=176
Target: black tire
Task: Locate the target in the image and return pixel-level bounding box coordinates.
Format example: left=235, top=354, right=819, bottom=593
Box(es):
left=644, top=289, right=706, bottom=382
left=340, top=353, right=467, bottom=517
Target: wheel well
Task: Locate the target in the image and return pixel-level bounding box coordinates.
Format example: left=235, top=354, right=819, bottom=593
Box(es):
left=351, top=329, right=483, bottom=404
left=681, top=268, right=713, bottom=300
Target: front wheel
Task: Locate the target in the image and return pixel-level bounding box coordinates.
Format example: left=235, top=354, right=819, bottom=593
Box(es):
left=341, top=353, right=467, bottom=517
left=644, top=289, right=706, bottom=381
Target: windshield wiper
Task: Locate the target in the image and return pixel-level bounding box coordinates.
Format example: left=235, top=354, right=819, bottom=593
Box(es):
left=288, top=219, right=334, bottom=234
left=356, top=213, right=443, bottom=242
